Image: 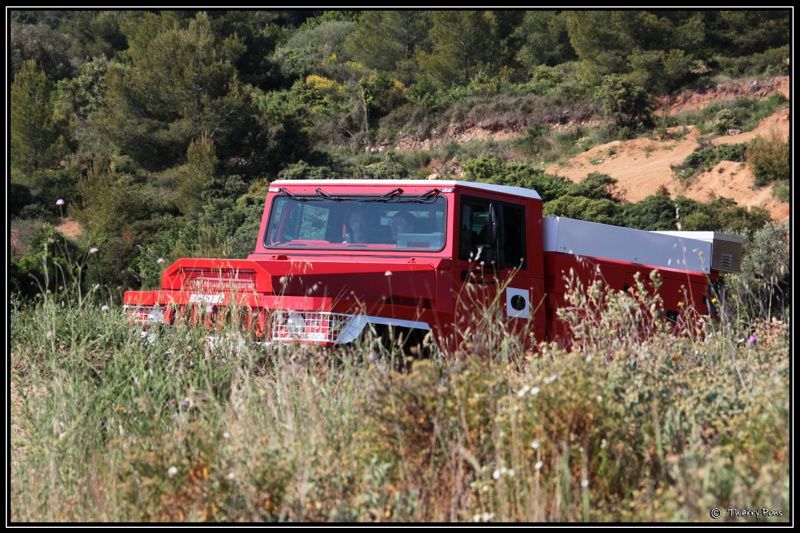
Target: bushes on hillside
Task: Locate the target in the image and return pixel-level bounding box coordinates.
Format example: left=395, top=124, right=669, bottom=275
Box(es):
left=747, top=129, right=789, bottom=187
left=671, top=143, right=748, bottom=183
left=725, top=220, right=790, bottom=321
left=596, top=75, right=654, bottom=135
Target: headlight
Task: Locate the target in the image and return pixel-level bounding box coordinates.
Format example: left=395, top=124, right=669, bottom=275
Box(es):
left=285, top=311, right=305, bottom=338
left=272, top=312, right=352, bottom=343
left=147, top=306, right=165, bottom=324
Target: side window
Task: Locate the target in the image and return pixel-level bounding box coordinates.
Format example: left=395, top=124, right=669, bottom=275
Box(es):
left=459, top=196, right=526, bottom=269
left=459, top=198, right=491, bottom=261
left=502, top=204, right=525, bottom=269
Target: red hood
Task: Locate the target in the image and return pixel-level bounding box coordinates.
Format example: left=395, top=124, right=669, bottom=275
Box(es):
left=160, top=257, right=437, bottom=307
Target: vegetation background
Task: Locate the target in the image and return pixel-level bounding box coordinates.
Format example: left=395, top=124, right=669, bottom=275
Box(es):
left=9, top=9, right=791, bottom=522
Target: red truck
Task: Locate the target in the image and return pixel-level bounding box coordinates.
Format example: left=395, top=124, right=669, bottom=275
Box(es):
left=123, top=179, right=744, bottom=354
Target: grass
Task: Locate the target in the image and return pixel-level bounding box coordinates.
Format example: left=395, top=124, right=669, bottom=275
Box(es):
left=10, top=267, right=790, bottom=522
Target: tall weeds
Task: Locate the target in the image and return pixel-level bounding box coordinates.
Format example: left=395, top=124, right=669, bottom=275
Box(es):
left=11, top=263, right=789, bottom=522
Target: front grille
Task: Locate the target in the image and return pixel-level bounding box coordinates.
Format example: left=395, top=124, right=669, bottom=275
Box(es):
left=124, top=305, right=152, bottom=325
left=183, top=269, right=257, bottom=292
left=126, top=303, right=350, bottom=344
left=271, top=311, right=351, bottom=343
left=186, top=276, right=256, bottom=291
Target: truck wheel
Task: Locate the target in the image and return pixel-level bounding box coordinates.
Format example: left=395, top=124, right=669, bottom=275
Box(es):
left=363, top=324, right=431, bottom=369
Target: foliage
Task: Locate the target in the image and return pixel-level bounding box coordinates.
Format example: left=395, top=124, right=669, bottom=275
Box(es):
left=174, top=134, right=219, bottom=215
left=566, top=172, right=619, bottom=201
left=208, top=11, right=287, bottom=90
left=671, top=143, right=748, bottom=183
left=273, top=19, right=356, bottom=78
left=10, top=23, right=74, bottom=80
left=11, top=60, right=73, bottom=175
left=9, top=224, right=88, bottom=299
left=543, top=195, right=623, bottom=226
left=10, top=270, right=789, bottom=521
left=366, top=152, right=409, bottom=179
left=595, top=75, right=654, bottom=133
left=675, top=196, right=770, bottom=235
left=96, top=13, right=261, bottom=174
left=462, top=157, right=570, bottom=203
left=673, top=93, right=788, bottom=135
left=416, top=11, right=499, bottom=88
left=345, top=11, right=431, bottom=80
left=723, top=221, right=790, bottom=322
left=746, top=130, right=789, bottom=187
left=58, top=56, right=109, bottom=118
left=621, top=193, right=677, bottom=231
left=715, top=45, right=790, bottom=76
left=513, top=11, right=576, bottom=70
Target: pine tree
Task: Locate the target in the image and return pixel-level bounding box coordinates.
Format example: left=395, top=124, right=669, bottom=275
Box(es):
left=96, top=12, right=257, bottom=173
left=416, top=11, right=499, bottom=87
left=345, top=11, right=431, bottom=79
left=10, top=59, right=70, bottom=176
left=175, top=133, right=218, bottom=215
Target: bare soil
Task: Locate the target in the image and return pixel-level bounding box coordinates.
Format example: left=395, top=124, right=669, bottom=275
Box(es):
left=387, top=75, right=790, bottom=221
left=56, top=217, right=84, bottom=238
left=546, top=109, right=789, bottom=221
left=655, top=75, right=789, bottom=116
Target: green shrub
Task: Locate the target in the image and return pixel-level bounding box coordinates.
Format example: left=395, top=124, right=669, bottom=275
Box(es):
left=566, top=172, right=619, bottom=201
left=543, top=195, right=623, bottom=226
left=621, top=194, right=677, bottom=231
left=671, top=143, right=748, bottom=183
left=674, top=195, right=770, bottom=235
left=715, top=45, right=790, bottom=76
left=674, top=93, right=788, bottom=135
left=747, top=129, right=789, bottom=187
left=462, top=157, right=570, bottom=202
left=595, top=75, right=654, bottom=133
left=724, top=221, right=790, bottom=323
left=712, top=108, right=740, bottom=134
left=772, top=180, right=789, bottom=202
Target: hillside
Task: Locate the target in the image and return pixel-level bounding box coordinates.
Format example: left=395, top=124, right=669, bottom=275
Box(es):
left=546, top=108, right=789, bottom=220
left=386, top=75, right=789, bottom=221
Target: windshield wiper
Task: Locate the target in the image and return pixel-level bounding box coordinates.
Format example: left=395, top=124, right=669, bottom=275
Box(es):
left=278, top=188, right=308, bottom=201
left=315, top=187, right=341, bottom=201
left=403, top=188, right=441, bottom=203
left=376, top=188, right=404, bottom=202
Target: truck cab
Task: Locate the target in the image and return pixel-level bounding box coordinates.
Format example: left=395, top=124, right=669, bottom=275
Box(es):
left=123, top=179, right=742, bottom=354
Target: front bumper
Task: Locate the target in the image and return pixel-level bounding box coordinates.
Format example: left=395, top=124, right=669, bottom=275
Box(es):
left=124, top=303, right=362, bottom=345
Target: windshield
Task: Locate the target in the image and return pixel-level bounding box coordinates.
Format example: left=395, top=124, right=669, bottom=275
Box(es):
left=265, top=195, right=447, bottom=251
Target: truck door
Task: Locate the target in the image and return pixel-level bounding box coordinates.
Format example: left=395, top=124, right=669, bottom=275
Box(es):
left=455, top=194, right=536, bottom=348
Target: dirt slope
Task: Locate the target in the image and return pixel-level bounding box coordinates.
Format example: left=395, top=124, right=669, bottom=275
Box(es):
left=545, top=109, right=789, bottom=220
left=391, top=75, right=789, bottom=220
left=656, top=75, right=789, bottom=116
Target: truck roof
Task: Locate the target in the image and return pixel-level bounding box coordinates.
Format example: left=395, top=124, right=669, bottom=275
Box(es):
left=270, top=179, right=542, bottom=200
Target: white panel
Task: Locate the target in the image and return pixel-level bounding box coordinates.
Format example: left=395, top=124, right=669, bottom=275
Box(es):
left=654, top=230, right=744, bottom=244
left=506, top=287, right=531, bottom=319
left=543, top=217, right=712, bottom=274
